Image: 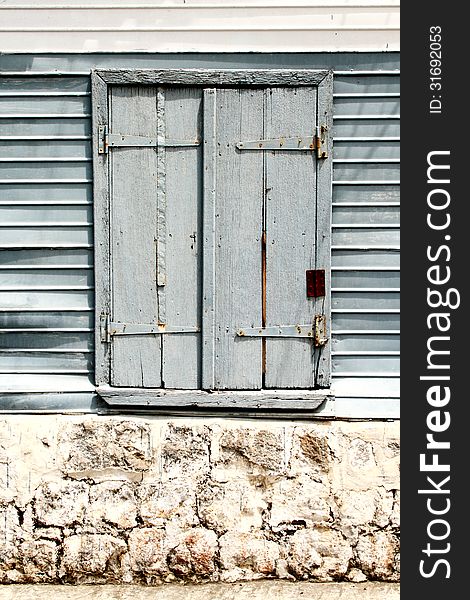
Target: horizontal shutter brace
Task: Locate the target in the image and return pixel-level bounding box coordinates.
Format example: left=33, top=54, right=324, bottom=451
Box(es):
left=98, top=125, right=200, bottom=154
left=100, top=315, right=199, bottom=343
left=237, top=315, right=328, bottom=347
left=237, top=126, right=328, bottom=158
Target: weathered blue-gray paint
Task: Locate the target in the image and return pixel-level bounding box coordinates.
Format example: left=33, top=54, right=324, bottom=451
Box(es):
left=0, top=52, right=399, bottom=416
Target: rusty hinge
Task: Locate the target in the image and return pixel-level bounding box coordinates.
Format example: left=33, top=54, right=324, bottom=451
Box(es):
left=98, top=125, right=200, bottom=154
left=236, top=315, right=328, bottom=347
left=315, top=125, right=328, bottom=159
left=236, top=126, right=328, bottom=158
left=313, top=315, right=328, bottom=347
left=100, top=315, right=199, bottom=342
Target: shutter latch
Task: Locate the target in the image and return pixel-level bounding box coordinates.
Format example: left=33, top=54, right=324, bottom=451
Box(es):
left=98, top=125, right=200, bottom=154
left=236, top=315, right=328, bottom=347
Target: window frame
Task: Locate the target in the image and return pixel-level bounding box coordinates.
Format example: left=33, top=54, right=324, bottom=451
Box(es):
left=92, top=68, right=333, bottom=412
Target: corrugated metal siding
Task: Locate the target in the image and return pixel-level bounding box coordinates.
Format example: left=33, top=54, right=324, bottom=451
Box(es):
left=0, top=53, right=399, bottom=416
left=0, top=1, right=399, bottom=53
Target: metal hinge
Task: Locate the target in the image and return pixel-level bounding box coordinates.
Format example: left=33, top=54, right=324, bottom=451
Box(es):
left=98, top=125, right=200, bottom=154
left=236, top=315, right=328, bottom=347
left=100, top=315, right=199, bottom=342
left=236, top=126, right=328, bottom=159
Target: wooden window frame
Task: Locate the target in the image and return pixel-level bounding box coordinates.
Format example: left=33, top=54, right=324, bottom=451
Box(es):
left=92, top=68, right=334, bottom=413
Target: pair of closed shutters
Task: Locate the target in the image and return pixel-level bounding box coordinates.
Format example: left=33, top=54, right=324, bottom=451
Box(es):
left=98, top=82, right=331, bottom=390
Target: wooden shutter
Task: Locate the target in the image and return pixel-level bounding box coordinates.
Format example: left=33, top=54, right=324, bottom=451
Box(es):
left=202, top=86, right=331, bottom=390
left=94, top=72, right=332, bottom=393
left=106, top=86, right=202, bottom=388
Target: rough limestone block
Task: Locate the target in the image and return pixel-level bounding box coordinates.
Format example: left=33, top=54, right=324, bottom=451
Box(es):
left=196, top=480, right=269, bottom=535
left=128, top=528, right=169, bottom=579
left=287, top=528, right=353, bottom=581
left=218, top=428, right=286, bottom=476
left=167, top=528, right=218, bottom=577
left=57, top=419, right=152, bottom=480
left=355, top=531, right=400, bottom=581
left=86, top=481, right=138, bottom=531
left=0, top=419, right=58, bottom=508
left=20, top=539, right=58, bottom=581
left=268, top=475, right=331, bottom=530
left=334, top=487, right=394, bottom=530
left=160, top=424, right=211, bottom=481
left=219, top=532, right=281, bottom=582
left=289, top=426, right=332, bottom=479
left=60, top=533, right=126, bottom=582
left=138, top=482, right=198, bottom=529
left=330, top=423, right=400, bottom=493
left=34, top=481, right=89, bottom=527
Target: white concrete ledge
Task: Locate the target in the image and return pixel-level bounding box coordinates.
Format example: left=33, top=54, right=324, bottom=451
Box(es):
left=0, top=582, right=400, bottom=600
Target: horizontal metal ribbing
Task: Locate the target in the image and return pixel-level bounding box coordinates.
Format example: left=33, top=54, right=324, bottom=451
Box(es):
left=0, top=244, right=93, bottom=249
left=334, top=71, right=400, bottom=75
left=0, top=286, right=94, bottom=291
left=332, top=330, right=400, bottom=334
left=331, top=287, right=400, bottom=292
left=0, top=136, right=91, bottom=140
left=0, top=70, right=400, bottom=77
left=0, top=179, right=92, bottom=184
left=333, top=180, right=400, bottom=185
left=0, top=157, right=91, bottom=162
left=333, top=158, right=399, bottom=164
left=333, top=114, right=399, bottom=120
left=0, top=308, right=93, bottom=312
left=0, top=92, right=90, bottom=97
left=332, top=245, right=399, bottom=250
left=333, top=371, right=400, bottom=377
left=332, top=202, right=400, bottom=207
left=0, top=369, right=91, bottom=374
left=0, top=200, right=92, bottom=206
left=0, top=3, right=403, bottom=10
left=0, top=328, right=92, bottom=333
left=0, top=223, right=92, bottom=227
left=0, top=265, right=92, bottom=270
left=0, top=327, right=94, bottom=334
left=0, top=348, right=92, bottom=353
left=0, top=26, right=400, bottom=32
left=332, top=224, right=399, bottom=229
left=0, top=114, right=90, bottom=118
left=332, top=350, right=400, bottom=356
left=0, top=72, right=98, bottom=76
left=331, top=266, right=399, bottom=271
left=332, top=309, right=400, bottom=313
left=334, top=136, right=400, bottom=142
left=333, top=93, right=400, bottom=98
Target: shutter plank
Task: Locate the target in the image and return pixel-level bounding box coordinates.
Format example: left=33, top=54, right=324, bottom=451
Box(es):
left=265, top=87, right=318, bottom=388
left=211, top=88, right=264, bottom=389
left=163, top=87, right=202, bottom=388
left=315, top=72, right=333, bottom=386
left=110, top=86, right=161, bottom=387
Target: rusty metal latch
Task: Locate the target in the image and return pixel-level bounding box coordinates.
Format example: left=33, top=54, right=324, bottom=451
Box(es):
left=236, top=315, right=328, bottom=347
left=236, top=126, right=328, bottom=158
left=100, top=315, right=199, bottom=342
left=98, top=125, right=200, bottom=154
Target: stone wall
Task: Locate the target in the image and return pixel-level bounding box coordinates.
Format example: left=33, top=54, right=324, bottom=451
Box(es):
left=0, top=416, right=400, bottom=584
